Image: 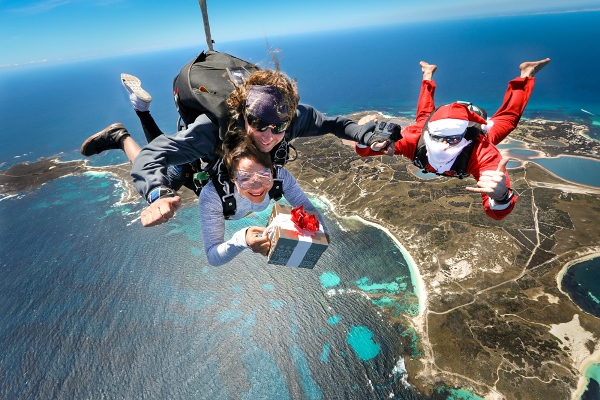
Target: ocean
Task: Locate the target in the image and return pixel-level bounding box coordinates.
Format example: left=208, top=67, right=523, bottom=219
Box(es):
left=1, top=11, right=600, bottom=399
left=0, top=176, right=423, bottom=399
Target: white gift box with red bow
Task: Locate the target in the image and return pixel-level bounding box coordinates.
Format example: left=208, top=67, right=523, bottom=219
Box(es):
left=265, top=204, right=329, bottom=269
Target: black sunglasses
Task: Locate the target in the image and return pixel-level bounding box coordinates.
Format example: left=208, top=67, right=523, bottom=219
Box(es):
left=428, top=132, right=465, bottom=145
left=246, top=113, right=289, bottom=135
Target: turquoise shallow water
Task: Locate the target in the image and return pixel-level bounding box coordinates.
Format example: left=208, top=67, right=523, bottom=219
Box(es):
left=2, top=11, right=600, bottom=399
left=0, top=174, right=430, bottom=399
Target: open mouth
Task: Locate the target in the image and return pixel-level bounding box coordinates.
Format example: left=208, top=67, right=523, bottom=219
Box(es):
left=247, top=189, right=265, bottom=198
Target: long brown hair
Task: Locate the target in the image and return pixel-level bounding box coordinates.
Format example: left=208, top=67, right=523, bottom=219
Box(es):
left=227, top=69, right=299, bottom=127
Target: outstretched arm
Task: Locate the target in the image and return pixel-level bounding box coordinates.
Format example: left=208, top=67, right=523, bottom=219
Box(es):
left=486, top=58, right=550, bottom=145
left=288, top=104, right=376, bottom=146
left=359, top=62, right=438, bottom=152
left=131, top=114, right=219, bottom=200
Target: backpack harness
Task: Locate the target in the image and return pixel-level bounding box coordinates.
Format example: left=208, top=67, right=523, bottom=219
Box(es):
left=412, top=107, right=485, bottom=179
left=173, top=50, right=260, bottom=139
left=172, top=50, right=297, bottom=218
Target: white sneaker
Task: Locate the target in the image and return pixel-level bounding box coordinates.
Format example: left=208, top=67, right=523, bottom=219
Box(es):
left=121, top=73, right=152, bottom=111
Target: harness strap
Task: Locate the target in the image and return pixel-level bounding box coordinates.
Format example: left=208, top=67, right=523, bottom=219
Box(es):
left=271, top=138, right=297, bottom=166
left=210, top=159, right=236, bottom=219
left=268, top=165, right=284, bottom=201
left=266, top=139, right=292, bottom=201
left=210, top=154, right=287, bottom=218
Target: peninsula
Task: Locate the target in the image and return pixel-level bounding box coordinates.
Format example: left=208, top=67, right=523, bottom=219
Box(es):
left=285, top=114, right=600, bottom=400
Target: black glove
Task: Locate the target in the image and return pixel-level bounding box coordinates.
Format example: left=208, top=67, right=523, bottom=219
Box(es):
left=366, top=120, right=403, bottom=150
left=357, top=120, right=377, bottom=145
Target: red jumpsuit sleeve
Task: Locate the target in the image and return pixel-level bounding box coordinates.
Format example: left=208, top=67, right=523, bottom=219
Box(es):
left=354, top=145, right=384, bottom=157
left=486, top=76, right=535, bottom=145
left=415, top=80, right=436, bottom=125
left=468, top=137, right=517, bottom=220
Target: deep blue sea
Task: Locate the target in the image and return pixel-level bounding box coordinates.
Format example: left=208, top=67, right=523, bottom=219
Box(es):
left=1, top=11, right=600, bottom=399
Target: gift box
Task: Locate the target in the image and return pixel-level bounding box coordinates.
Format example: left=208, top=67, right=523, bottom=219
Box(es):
left=266, top=204, right=329, bottom=269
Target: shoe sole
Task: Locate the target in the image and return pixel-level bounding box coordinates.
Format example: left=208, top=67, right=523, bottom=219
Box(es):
left=80, top=122, right=126, bottom=156
left=121, top=73, right=152, bottom=103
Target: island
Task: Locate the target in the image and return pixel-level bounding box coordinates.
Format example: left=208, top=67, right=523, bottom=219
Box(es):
left=1, top=116, right=599, bottom=400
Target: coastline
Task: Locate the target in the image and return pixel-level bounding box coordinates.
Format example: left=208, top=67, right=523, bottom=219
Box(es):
left=2, top=114, right=600, bottom=398
left=556, top=252, right=600, bottom=293
left=313, top=193, right=438, bottom=395
left=554, top=251, right=600, bottom=400
left=349, top=215, right=426, bottom=315
left=521, top=159, right=600, bottom=194
left=315, top=194, right=426, bottom=317
left=573, top=348, right=600, bottom=400
left=308, top=181, right=600, bottom=400
left=525, top=117, right=600, bottom=144
left=292, top=123, right=600, bottom=397
left=499, top=138, right=600, bottom=191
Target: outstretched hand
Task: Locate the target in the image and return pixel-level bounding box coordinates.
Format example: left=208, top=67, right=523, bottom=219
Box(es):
left=141, top=196, right=182, bottom=227
left=465, top=157, right=510, bottom=200
left=245, top=226, right=271, bottom=256
left=358, top=114, right=378, bottom=126
left=359, top=115, right=399, bottom=154
left=370, top=141, right=392, bottom=153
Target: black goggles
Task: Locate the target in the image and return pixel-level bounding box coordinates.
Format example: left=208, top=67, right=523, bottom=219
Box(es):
left=246, top=113, right=289, bottom=135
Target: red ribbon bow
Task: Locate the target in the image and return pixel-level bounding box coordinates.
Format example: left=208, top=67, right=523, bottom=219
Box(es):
left=291, top=206, right=320, bottom=233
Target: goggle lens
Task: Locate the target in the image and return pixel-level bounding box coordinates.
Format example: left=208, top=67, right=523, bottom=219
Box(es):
left=235, top=168, right=273, bottom=189
left=429, top=133, right=465, bottom=145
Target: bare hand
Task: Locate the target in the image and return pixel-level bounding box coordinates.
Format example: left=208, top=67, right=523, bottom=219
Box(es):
left=370, top=141, right=393, bottom=153
left=465, top=157, right=510, bottom=200
left=358, top=114, right=378, bottom=126
left=141, top=196, right=181, bottom=227
left=245, top=226, right=271, bottom=256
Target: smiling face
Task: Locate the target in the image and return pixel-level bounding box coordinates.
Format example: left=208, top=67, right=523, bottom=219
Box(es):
left=244, top=114, right=286, bottom=153
left=233, top=157, right=274, bottom=204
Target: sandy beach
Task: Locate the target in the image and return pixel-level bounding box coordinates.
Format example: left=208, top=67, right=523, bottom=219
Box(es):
left=314, top=194, right=427, bottom=317
left=554, top=251, right=600, bottom=399
left=572, top=347, right=600, bottom=400
left=315, top=185, right=600, bottom=400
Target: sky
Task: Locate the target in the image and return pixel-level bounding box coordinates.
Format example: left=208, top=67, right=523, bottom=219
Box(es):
left=1, top=0, right=599, bottom=68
